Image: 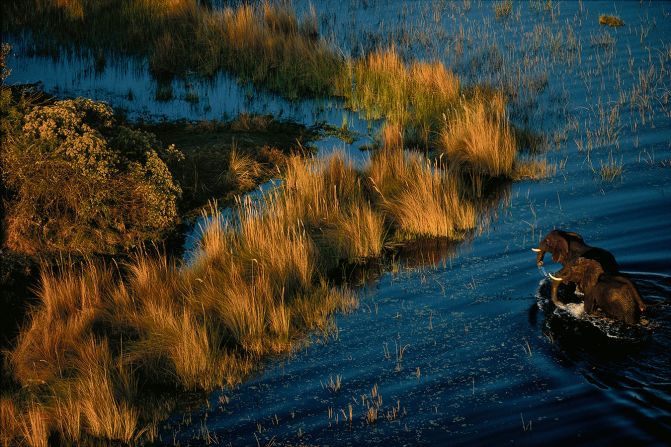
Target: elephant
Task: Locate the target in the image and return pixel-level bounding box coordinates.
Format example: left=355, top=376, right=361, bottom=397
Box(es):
left=549, top=257, right=646, bottom=324
left=532, top=229, right=619, bottom=274
left=532, top=229, right=620, bottom=302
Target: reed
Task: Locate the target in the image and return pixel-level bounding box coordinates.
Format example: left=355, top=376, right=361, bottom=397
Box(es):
left=4, top=142, right=492, bottom=442
left=340, top=47, right=461, bottom=149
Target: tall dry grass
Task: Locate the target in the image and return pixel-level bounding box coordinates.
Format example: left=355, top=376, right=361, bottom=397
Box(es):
left=439, top=92, right=517, bottom=178
left=337, top=47, right=540, bottom=181
left=4, top=147, right=488, bottom=444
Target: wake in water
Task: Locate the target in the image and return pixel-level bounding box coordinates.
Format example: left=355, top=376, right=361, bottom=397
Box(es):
left=535, top=277, right=656, bottom=343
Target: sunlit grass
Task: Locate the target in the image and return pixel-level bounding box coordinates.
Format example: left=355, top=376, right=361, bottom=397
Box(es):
left=439, top=92, right=517, bottom=178
left=4, top=143, right=495, bottom=443
left=338, top=46, right=461, bottom=150
left=598, top=153, right=623, bottom=181
left=494, top=0, right=513, bottom=19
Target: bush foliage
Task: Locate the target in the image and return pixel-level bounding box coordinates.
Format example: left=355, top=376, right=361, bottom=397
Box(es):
left=1, top=96, right=182, bottom=253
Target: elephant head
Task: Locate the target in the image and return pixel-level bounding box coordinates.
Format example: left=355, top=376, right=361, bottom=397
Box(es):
left=532, top=229, right=586, bottom=266
left=549, top=257, right=644, bottom=324
left=532, top=229, right=619, bottom=274
left=549, top=257, right=602, bottom=293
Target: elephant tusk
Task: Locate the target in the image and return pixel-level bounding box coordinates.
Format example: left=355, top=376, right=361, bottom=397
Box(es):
left=531, top=248, right=541, bottom=252
left=548, top=273, right=563, bottom=281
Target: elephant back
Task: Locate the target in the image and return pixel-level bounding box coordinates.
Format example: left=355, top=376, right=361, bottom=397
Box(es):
left=580, top=247, right=619, bottom=275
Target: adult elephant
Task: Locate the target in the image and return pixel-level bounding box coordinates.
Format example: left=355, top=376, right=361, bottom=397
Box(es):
left=549, top=258, right=646, bottom=324
left=532, top=229, right=620, bottom=307
left=532, top=229, right=619, bottom=274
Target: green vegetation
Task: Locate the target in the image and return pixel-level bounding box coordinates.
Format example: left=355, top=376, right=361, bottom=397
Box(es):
left=143, top=114, right=318, bottom=214
left=337, top=47, right=538, bottom=182
left=1, top=95, right=182, bottom=253
left=599, top=14, right=625, bottom=28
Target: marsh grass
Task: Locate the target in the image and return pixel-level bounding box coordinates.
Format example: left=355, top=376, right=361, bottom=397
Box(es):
left=4, top=143, right=497, bottom=443
left=439, top=92, right=516, bottom=178
left=598, top=152, right=623, bottom=181
left=2, top=0, right=341, bottom=98
left=338, top=48, right=545, bottom=181
left=494, top=1, right=513, bottom=19
left=338, top=47, right=461, bottom=150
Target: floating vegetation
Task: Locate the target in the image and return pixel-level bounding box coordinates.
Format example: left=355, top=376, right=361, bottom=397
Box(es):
left=599, top=14, right=625, bottom=28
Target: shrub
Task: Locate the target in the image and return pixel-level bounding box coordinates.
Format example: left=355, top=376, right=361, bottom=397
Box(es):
left=1, top=97, right=182, bottom=253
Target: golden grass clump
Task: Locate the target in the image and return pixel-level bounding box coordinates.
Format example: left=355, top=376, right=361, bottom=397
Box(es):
left=439, top=92, right=517, bottom=178
left=513, top=156, right=555, bottom=180
left=3, top=1, right=341, bottom=98
left=341, top=47, right=461, bottom=149
left=369, top=148, right=477, bottom=239
left=599, top=14, right=625, bottom=27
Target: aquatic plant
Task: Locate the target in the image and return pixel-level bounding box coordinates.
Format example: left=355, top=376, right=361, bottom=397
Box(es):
left=494, top=0, right=513, bottom=19
left=3, top=143, right=493, bottom=443
left=599, top=15, right=625, bottom=28
left=438, top=91, right=516, bottom=178
left=338, top=46, right=461, bottom=150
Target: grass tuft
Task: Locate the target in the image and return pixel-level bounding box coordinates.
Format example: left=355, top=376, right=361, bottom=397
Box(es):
left=599, top=15, right=625, bottom=27
left=494, top=1, right=513, bottom=19
left=439, top=92, right=517, bottom=178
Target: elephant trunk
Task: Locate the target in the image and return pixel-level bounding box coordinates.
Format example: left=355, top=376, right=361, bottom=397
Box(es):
left=531, top=247, right=545, bottom=266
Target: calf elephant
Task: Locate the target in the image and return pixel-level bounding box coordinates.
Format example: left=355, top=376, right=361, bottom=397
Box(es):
left=549, top=258, right=646, bottom=324
left=532, top=229, right=619, bottom=274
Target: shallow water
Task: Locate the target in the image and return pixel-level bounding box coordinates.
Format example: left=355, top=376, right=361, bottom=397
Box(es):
left=5, top=0, right=671, bottom=445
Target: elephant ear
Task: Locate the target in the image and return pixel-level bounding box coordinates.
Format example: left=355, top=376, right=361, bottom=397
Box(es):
left=552, top=236, right=569, bottom=263
left=577, top=258, right=602, bottom=290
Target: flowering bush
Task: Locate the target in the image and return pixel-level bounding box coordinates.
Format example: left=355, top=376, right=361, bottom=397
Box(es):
left=1, top=97, right=182, bottom=253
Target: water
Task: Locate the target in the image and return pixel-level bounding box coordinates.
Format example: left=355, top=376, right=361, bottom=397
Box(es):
left=5, top=0, right=671, bottom=445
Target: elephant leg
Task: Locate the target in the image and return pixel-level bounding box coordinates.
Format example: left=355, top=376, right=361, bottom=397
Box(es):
left=550, top=279, right=563, bottom=307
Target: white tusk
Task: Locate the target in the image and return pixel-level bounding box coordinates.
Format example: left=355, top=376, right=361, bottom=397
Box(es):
left=548, top=273, right=563, bottom=281
left=531, top=248, right=541, bottom=252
